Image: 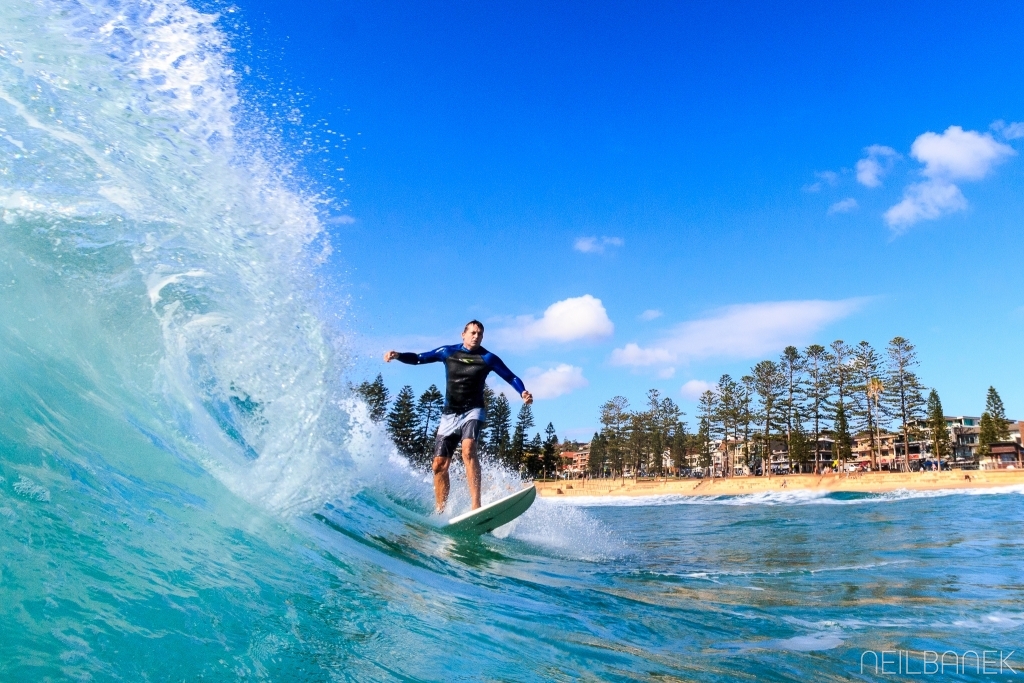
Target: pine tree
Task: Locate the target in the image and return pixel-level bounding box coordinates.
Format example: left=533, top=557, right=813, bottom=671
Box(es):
left=926, top=389, right=951, bottom=466
left=414, top=385, right=444, bottom=467
left=386, top=385, right=422, bottom=461
left=488, top=393, right=513, bottom=464
left=626, top=410, right=649, bottom=477
left=542, top=422, right=559, bottom=478
left=589, top=432, right=607, bottom=477
left=600, top=396, right=630, bottom=478
left=833, top=402, right=852, bottom=469
left=697, top=390, right=718, bottom=475
left=670, top=421, right=689, bottom=473
left=978, top=412, right=998, bottom=459
left=985, top=386, right=1011, bottom=441
left=883, top=337, right=926, bottom=472
left=803, top=344, right=830, bottom=472
left=524, top=433, right=544, bottom=477
left=827, top=339, right=855, bottom=423
left=355, top=374, right=390, bottom=423
left=789, top=408, right=812, bottom=472
left=697, top=415, right=713, bottom=474
left=715, top=375, right=738, bottom=476
left=478, top=385, right=496, bottom=456
left=739, top=375, right=755, bottom=469
left=510, top=402, right=535, bottom=471
left=752, top=359, right=785, bottom=476
left=779, top=346, right=803, bottom=463
left=851, top=341, right=884, bottom=471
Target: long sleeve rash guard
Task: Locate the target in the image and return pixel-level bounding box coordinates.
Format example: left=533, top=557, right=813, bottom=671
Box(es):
left=396, top=345, right=526, bottom=414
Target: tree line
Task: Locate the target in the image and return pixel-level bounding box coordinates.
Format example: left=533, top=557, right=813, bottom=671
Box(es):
left=589, top=337, right=1015, bottom=478
left=354, top=376, right=564, bottom=478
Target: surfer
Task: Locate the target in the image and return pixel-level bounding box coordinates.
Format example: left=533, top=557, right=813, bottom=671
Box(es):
left=384, top=321, right=533, bottom=512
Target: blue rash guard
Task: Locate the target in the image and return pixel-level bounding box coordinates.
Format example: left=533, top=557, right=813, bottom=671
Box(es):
left=396, top=344, right=526, bottom=415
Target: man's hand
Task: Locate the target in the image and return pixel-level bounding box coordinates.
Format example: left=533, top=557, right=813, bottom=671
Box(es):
left=521, top=390, right=533, bottom=406
left=383, top=350, right=399, bottom=362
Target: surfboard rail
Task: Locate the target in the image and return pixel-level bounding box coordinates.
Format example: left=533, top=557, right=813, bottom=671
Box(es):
left=446, top=485, right=537, bottom=536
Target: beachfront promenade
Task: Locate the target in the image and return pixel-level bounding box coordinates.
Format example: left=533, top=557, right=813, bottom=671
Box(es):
left=535, top=469, right=1024, bottom=498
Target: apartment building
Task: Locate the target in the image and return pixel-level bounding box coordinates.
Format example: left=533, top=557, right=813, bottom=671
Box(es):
left=559, top=443, right=591, bottom=478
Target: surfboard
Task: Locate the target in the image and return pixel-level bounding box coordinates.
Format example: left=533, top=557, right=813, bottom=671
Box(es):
left=445, top=485, right=537, bottom=536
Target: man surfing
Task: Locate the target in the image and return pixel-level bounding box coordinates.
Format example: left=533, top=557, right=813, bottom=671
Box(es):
left=384, top=320, right=532, bottom=513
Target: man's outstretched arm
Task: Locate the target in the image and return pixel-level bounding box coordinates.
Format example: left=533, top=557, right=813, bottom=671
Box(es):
left=485, top=353, right=533, bottom=405
left=383, top=347, right=449, bottom=365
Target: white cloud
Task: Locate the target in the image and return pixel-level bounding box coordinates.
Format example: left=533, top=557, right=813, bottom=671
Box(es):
left=828, top=198, right=858, bottom=214
left=884, top=180, right=967, bottom=230
left=525, top=364, right=589, bottom=400
left=657, top=367, right=676, bottom=379
left=325, top=214, right=356, bottom=225
left=992, top=120, right=1024, bottom=140
left=608, top=343, right=676, bottom=366
left=609, top=299, right=864, bottom=368
left=855, top=145, right=898, bottom=187
left=884, top=126, right=1015, bottom=230
left=680, top=379, right=715, bottom=400
left=803, top=170, right=839, bottom=193
left=639, top=309, right=663, bottom=321
left=911, top=126, right=1014, bottom=181
left=491, top=364, right=588, bottom=401
left=489, top=294, right=614, bottom=350
left=574, top=236, right=624, bottom=253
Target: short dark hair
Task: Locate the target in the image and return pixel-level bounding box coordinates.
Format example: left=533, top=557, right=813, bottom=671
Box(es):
left=464, top=320, right=484, bottom=333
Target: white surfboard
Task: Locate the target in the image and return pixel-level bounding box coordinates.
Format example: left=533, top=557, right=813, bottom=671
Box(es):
left=445, top=485, right=537, bottom=536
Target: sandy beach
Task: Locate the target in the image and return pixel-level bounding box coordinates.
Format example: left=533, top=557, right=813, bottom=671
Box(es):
left=535, top=469, right=1024, bottom=498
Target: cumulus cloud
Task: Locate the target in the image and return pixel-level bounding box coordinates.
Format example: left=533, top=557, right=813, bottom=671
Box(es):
left=912, top=126, right=1015, bottom=181
left=884, top=180, right=967, bottom=229
left=491, top=364, right=588, bottom=401
left=609, top=299, right=864, bottom=368
left=803, top=170, right=839, bottom=193
left=828, top=198, right=858, bottom=214
left=574, top=236, right=624, bottom=254
left=639, top=309, right=663, bottom=321
left=992, top=120, right=1024, bottom=140
left=680, top=379, right=716, bottom=400
left=855, top=145, right=898, bottom=187
left=488, top=294, right=614, bottom=350
left=885, top=125, right=1015, bottom=230
left=525, top=364, right=589, bottom=400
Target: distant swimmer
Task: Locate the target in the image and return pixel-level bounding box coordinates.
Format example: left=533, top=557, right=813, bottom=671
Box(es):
left=384, top=320, right=532, bottom=513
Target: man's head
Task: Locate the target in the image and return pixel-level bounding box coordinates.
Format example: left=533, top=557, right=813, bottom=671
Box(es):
left=461, top=320, right=484, bottom=350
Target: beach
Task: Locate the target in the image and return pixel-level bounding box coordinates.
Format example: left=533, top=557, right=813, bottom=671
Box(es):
left=536, top=468, right=1024, bottom=498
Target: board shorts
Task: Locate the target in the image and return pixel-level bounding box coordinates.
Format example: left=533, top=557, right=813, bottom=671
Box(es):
left=434, top=408, right=484, bottom=459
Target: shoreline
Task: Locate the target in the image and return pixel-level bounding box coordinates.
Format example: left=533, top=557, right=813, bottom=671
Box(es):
left=534, top=469, right=1024, bottom=498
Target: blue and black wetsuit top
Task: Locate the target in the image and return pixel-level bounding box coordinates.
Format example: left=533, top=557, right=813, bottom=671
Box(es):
left=396, top=345, right=526, bottom=414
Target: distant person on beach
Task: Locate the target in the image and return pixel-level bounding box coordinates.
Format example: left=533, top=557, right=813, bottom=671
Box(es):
left=384, top=321, right=533, bottom=513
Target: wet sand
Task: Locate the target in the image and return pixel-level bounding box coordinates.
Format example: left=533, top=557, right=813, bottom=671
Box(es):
left=535, top=469, right=1024, bottom=498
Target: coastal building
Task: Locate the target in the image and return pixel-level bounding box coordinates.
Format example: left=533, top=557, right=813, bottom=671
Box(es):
left=945, top=416, right=982, bottom=462
left=902, top=416, right=1022, bottom=468
left=851, top=432, right=897, bottom=469
left=559, top=444, right=591, bottom=478
left=984, top=440, right=1024, bottom=469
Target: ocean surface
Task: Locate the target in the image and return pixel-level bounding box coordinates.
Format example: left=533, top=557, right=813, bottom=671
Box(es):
left=3, top=1, right=1024, bottom=680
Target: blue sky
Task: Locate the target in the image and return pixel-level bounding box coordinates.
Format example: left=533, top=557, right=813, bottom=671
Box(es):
left=232, top=0, right=1024, bottom=439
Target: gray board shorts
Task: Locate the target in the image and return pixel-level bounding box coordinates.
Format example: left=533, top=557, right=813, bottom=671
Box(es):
left=434, top=408, right=484, bottom=459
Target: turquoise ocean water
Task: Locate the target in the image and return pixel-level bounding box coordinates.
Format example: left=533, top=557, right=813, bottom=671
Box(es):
left=3, top=1, right=1024, bottom=680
